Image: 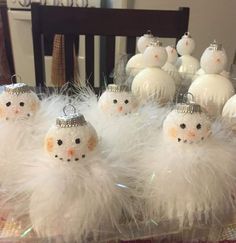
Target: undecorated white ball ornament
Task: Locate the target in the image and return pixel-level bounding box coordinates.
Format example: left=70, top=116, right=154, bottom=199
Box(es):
left=137, top=30, right=155, bottom=53
left=222, top=95, right=236, bottom=130
left=189, top=41, right=234, bottom=117
left=98, top=84, right=138, bottom=116
left=0, top=82, right=40, bottom=121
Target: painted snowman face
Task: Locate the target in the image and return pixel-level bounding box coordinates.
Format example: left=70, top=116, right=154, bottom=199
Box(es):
left=143, top=44, right=167, bottom=68
left=137, top=33, right=155, bottom=53
left=45, top=123, right=98, bottom=162
left=0, top=89, right=40, bottom=121
left=165, top=46, right=178, bottom=64
left=176, top=34, right=195, bottom=56
left=163, top=110, right=211, bottom=143
left=200, top=47, right=227, bottom=74
left=98, top=90, right=138, bottom=116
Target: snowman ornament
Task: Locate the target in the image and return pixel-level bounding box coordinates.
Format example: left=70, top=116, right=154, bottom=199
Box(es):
left=162, top=46, right=181, bottom=87
left=141, top=95, right=236, bottom=227
left=27, top=105, right=128, bottom=241
left=126, top=31, right=155, bottom=77
left=0, top=82, right=40, bottom=121
left=132, top=40, right=176, bottom=104
left=98, top=84, right=138, bottom=116
left=189, top=41, right=234, bottom=117
left=176, top=32, right=200, bottom=82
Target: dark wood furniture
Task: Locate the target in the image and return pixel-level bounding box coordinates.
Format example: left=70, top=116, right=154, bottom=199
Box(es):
left=31, top=3, right=189, bottom=89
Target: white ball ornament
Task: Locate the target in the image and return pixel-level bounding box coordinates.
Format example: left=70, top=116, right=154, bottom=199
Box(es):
left=163, top=102, right=211, bottom=144
left=200, top=40, right=227, bottom=74
left=137, top=30, right=155, bottom=53
left=125, top=53, right=145, bottom=76
left=165, top=45, right=178, bottom=64
left=222, top=94, right=236, bottom=130
left=0, top=83, right=40, bottom=121
left=189, top=41, right=234, bottom=117
left=132, top=41, right=175, bottom=104
left=176, top=32, right=200, bottom=80
left=98, top=84, right=138, bottom=116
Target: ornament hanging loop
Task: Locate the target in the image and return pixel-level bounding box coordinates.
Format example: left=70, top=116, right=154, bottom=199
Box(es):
left=184, top=31, right=192, bottom=38
left=63, top=103, right=77, bottom=116
left=11, top=74, right=22, bottom=84
left=183, top=92, right=195, bottom=104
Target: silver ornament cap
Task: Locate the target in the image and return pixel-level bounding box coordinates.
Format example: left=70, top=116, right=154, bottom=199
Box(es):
left=208, top=40, right=223, bottom=51
left=176, top=92, right=203, bottom=114
left=56, top=104, right=87, bottom=128
left=5, top=83, right=31, bottom=95
left=106, top=84, right=129, bottom=93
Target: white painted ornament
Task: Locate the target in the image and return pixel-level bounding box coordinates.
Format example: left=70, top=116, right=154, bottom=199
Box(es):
left=125, top=53, right=145, bottom=77
left=98, top=84, right=138, bottom=116
left=0, top=80, right=40, bottom=121
left=126, top=31, right=155, bottom=76
left=132, top=41, right=175, bottom=104
left=189, top=41, right=234, bottom=117
left=222, top=94, right=236, bottom=130
left=176, top=32, right=200, bottom=81
left=194, top=68, right=230, bottom=80
left=162, top=46, right=181, bottom=86
left=137, top=30, right=155, bottom=53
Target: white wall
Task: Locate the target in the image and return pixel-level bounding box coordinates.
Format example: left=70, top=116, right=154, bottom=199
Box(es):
left=131, top=0, right=236, bottom=70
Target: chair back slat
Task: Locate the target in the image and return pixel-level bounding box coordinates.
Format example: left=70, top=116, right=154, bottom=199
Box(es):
left=64, top=34, right=75, bottom=82
left=85, top=35, right=95, bottom=86
left=126, top=37, right=136, bottom=55
left=105, top=36, right=115, bottom=84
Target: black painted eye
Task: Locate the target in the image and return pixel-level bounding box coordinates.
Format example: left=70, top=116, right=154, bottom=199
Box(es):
left=180, top=123, right=186, bottom=129
left=75, top=138, right=80, bottom=144
left=113, top=99, right=118, bottom=104
left=196, top=123, right=202, bottom=130
left=124, top=99, right=129, bottom=104
left=57, top=139, right=63, bottom=146
left=6, top=102, right=11, bottom=107
left=19, top=102, right=24, bottom=107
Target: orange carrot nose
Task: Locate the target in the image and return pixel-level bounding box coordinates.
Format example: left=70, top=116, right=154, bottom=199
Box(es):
left=216, top=58, right=221, bottom=63
left=14, top=109, right=20, bottom=114
left=187, top=131, right=196, bottom=138
left=67, top=148, right=75, bottom=157
left=186, top=41, right=189, bottom=46
left=155, top=54, right=159, bottom=59
left=118, top=106, right=123, bottom=112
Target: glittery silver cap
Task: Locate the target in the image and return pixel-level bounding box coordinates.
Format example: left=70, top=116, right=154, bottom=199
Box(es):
left=183, top=32, right=192, bottom=38
left=56, top=113, right=87, bottom=128
left=176, top=92, right=203, bottom=114
left=5, top=83, right=31, bottom=95
left=106, top=84, right=129, bottom=92
left=143, top=30, right=154, bottom=38
left=208, top=40, right=223, bottom=51
left=176, top=103, right=202, bottom=114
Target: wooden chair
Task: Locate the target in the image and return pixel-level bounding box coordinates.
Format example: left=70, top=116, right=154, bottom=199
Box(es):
left=31, top=3, right=189, bottom=89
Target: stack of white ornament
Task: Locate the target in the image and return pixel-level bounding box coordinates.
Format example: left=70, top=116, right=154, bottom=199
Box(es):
left=126, top=31, right=155, bottom=77
left=176, top=32, right=200, bottom=82
left=162, top=46, right=181, bottom=87
left=132, top=40, right=176, bottom=104
left=138, top=94, right=236, bottom=235
left=189, top=40, right=234, bottom=117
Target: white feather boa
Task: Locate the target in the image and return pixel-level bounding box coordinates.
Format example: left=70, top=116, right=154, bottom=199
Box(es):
left=5, top=143, right=133, bottom=242
left=139, top=121, right=236, bottom=228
